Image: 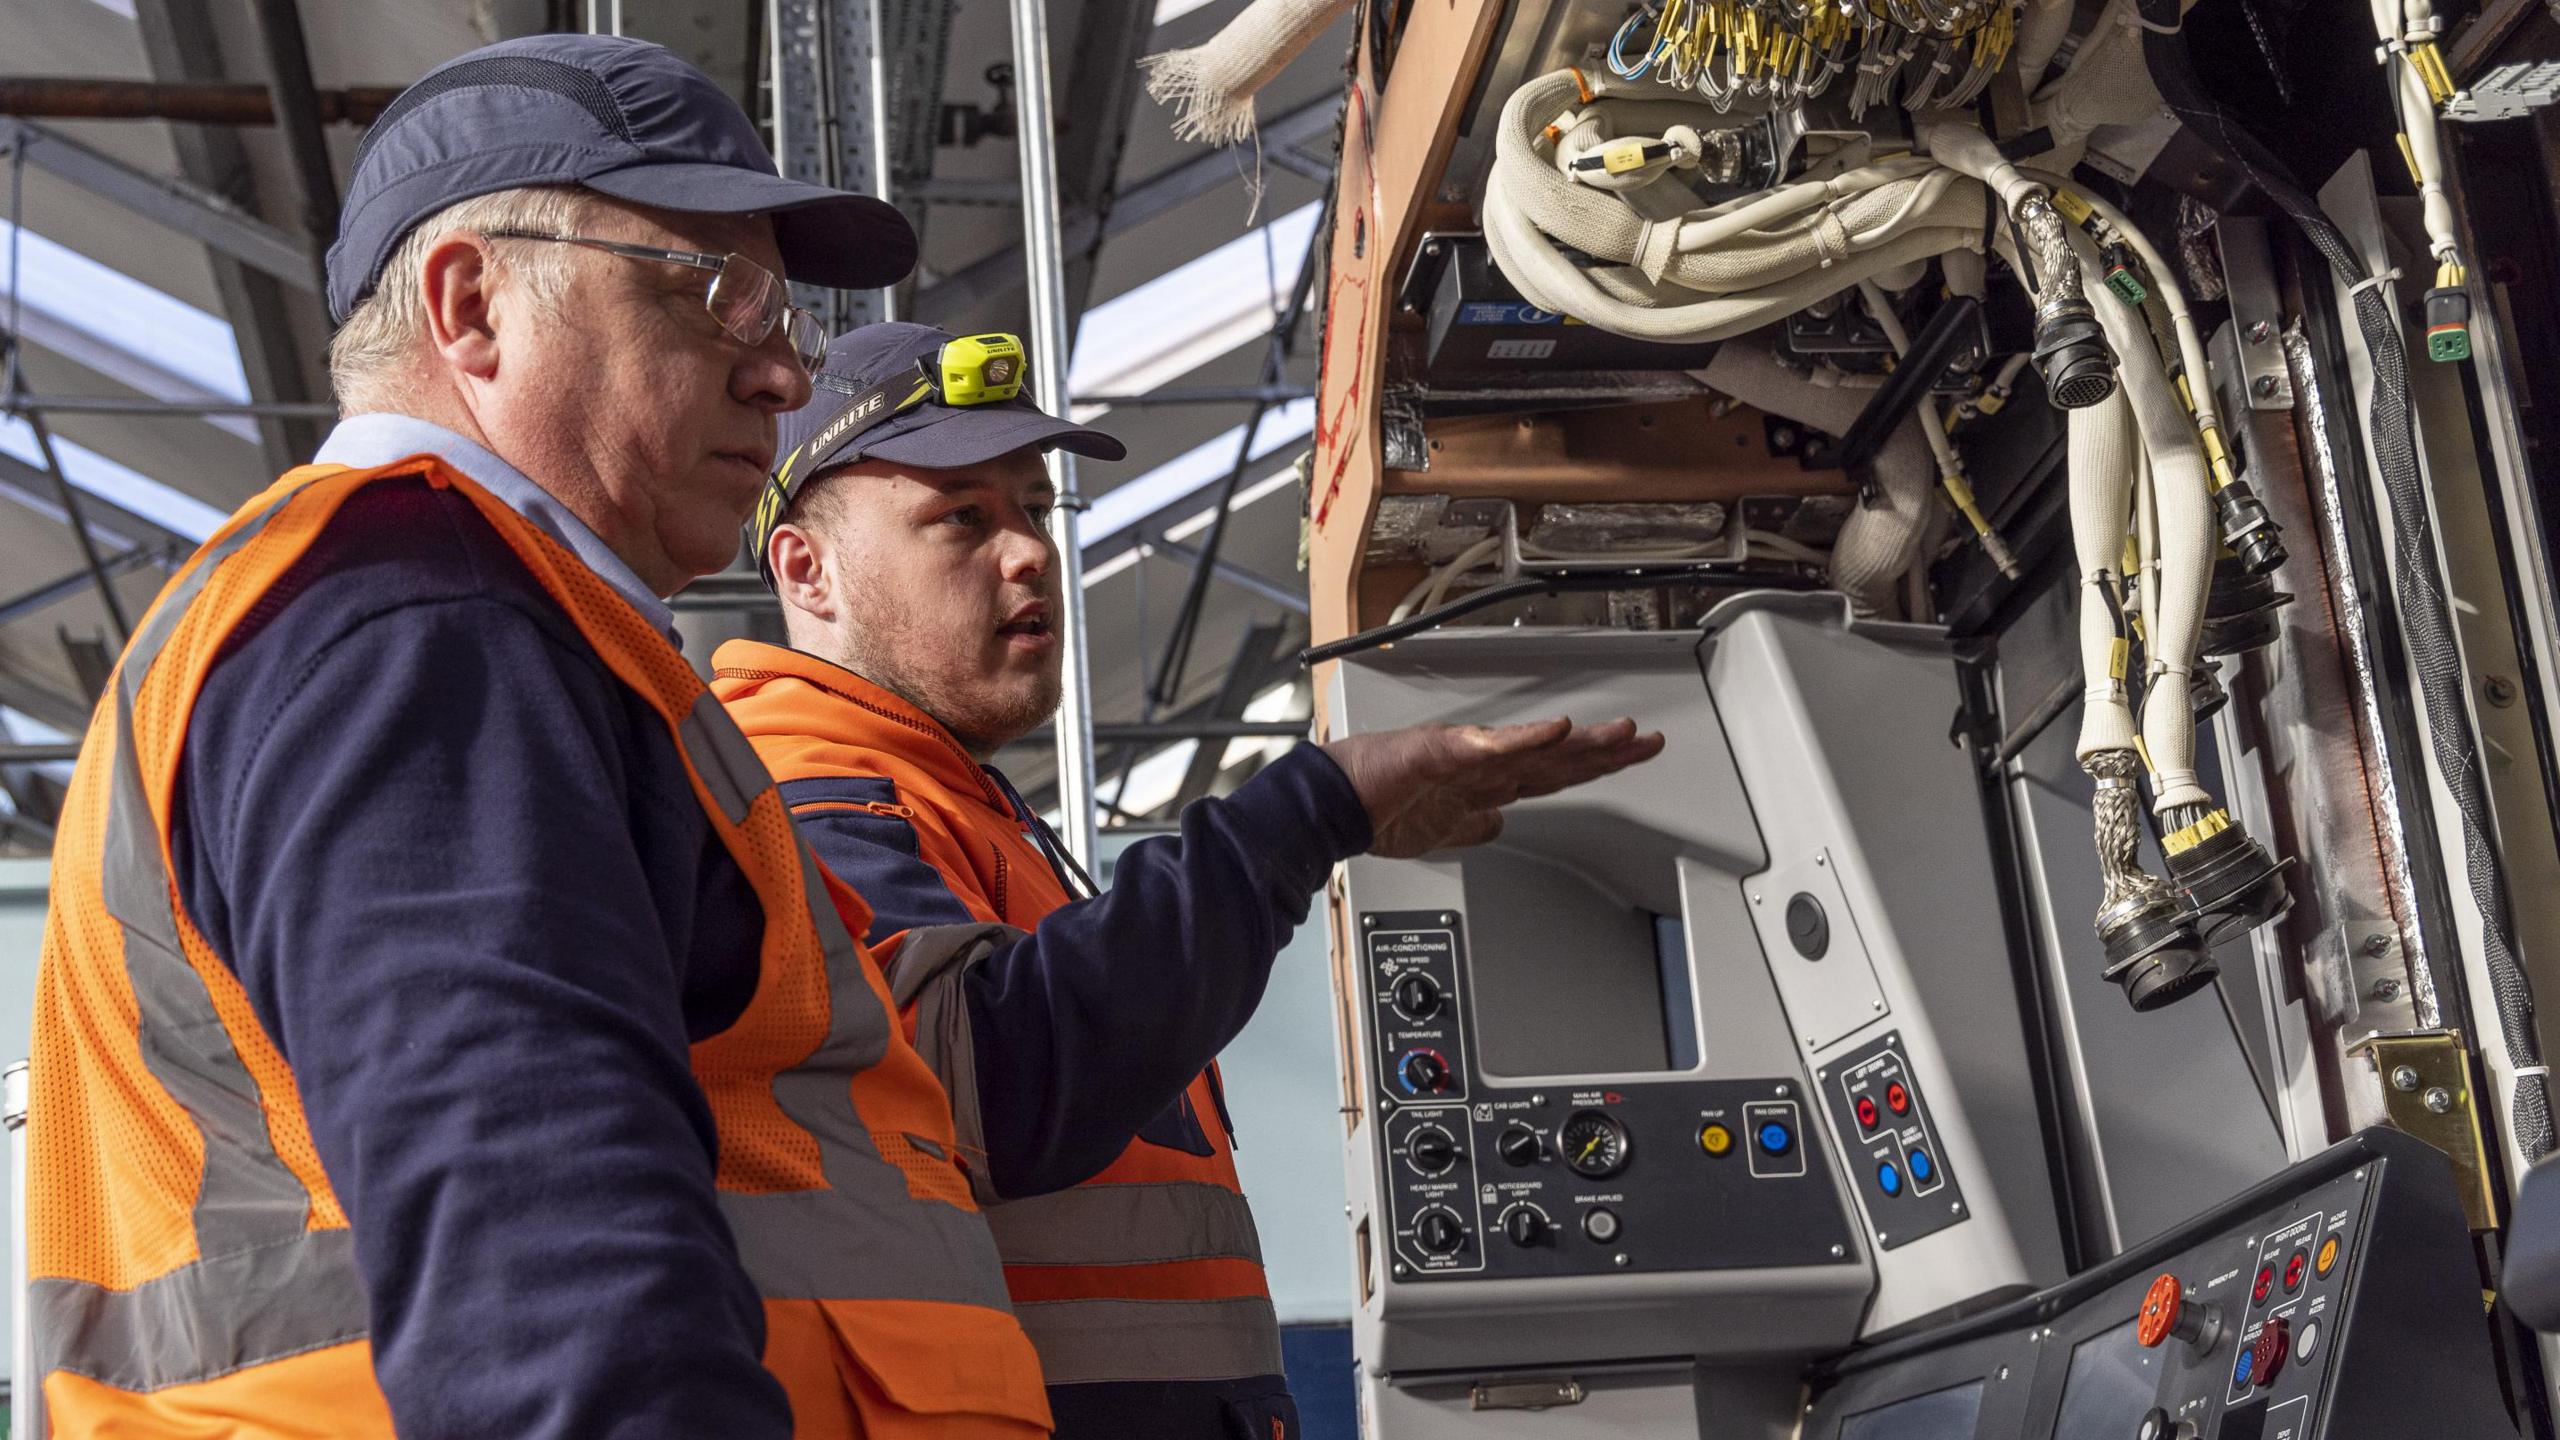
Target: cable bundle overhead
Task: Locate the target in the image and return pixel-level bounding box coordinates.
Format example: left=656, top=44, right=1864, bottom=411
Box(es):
left=1607, top=0, right=2018, bottom=114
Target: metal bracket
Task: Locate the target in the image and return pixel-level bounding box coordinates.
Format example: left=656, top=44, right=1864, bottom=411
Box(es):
left=2216, top=217, right=2292, bottom=410
left=2345, top=1028, right=2499, bottom=1230
left=1471, top=1377, right=1587, bottom=1410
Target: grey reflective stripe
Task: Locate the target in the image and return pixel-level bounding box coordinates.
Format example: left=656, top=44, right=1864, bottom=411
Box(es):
left=47, top=485, right=374, bottom=1391
left=1011, top=1295, right=1284, bottom=1385
left=31, top=1227, right=367, bottom=1391
left=987, top=1181, right=1266, bottom=1268
left=888, top=922, right=1023, bottom=1206
left=707, top=799, right=1018, bottom=1310
left=679, top=692, right=764, bottom=824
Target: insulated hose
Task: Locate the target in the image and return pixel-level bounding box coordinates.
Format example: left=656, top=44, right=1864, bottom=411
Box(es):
left=2073, top=236, right=2217, bottom=814
left=1696, top=340, right=1936, bottom=615
left=2139, top=0, right=2554, bottom=1158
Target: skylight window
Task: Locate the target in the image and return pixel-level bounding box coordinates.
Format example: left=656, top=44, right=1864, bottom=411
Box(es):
left=0, top=416, right=227, bottom=542
left=1068, top=202, right=1322, bottom=414
left=1, top=218, right=256, bottom=442
left=1081, top=396, right=1314, bottom=554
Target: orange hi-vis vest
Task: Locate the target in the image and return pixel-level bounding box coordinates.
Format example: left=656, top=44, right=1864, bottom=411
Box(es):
left=26, top=459, right=1051, bottom=1438
left=711, top=641, right=1284, bottom=1390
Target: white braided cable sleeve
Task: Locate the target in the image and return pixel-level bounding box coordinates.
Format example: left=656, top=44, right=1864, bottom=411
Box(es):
left=2070, top=390, right=2142, bottom=759
left=2025, top=0, right=2167, bottom=154
left=2016, top=0, right=2079, bottom=92
left=1139, top=0, right=1355, bottom=146
left=2077, top=239, right=2216, bottom=811
left=1696, top=340, right=1936, bottom=615
left=1484, top=170, right=1984, bottom=342
left=1495, top=73, right=1974, bottom=296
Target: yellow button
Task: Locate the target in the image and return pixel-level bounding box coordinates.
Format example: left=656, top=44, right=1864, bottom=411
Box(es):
left=1699, top=1123, right=1733, bottom=1157
left=2315, top=1235, right=2341, bottom=1278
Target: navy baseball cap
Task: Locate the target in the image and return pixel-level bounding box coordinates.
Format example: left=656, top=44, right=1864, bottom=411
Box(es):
left=326, top=34, right=916, bottom=321
left=753, top=323, right=1125, bottom=581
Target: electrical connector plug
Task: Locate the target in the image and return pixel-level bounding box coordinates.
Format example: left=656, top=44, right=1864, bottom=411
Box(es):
left=2097, top=893, right=2217, bottom=1012
left=2100, top=243, right=2149, bottom=306
left=2211, top=481, right=2288, bottom=575
left=2162, top=811, right=2293, bottom=946
left=2030, top=300, right=2117, bottom=409
left=2201, top=561, right=2290, bottom=657
left=2425, top=284, right=2472, bottom=362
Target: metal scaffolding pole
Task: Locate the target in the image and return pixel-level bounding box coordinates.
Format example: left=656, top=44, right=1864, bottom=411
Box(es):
left=4, top=393, right=337, bottom=420
left=1009, top=0, right=1098, bottom=862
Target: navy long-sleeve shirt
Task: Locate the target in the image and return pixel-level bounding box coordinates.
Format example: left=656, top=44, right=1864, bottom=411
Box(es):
left=170, top=472, right=792, bottom=1439
left=713, top=645, right=1371, bottom=1198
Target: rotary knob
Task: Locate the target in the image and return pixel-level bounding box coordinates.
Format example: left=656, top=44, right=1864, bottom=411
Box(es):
left=1497, top=1123, right=1543, bottom=1167
left=2248, top=1315, right=2290, bottom=1387
left=1398, top=1049, right=1450, bottom=1095
left=1501, top=1204, right=1552, bottom=1248
left=1415, top=1208, right=1467, bottom=1256
left=1408, top=1126, right=1459, bottom=1175
left=1391, top=972, right=1443, bottom=1021
left=2136, top=1273, right=2218, bottom=1354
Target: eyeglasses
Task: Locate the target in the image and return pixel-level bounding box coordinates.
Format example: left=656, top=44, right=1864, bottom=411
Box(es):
left=482, top=230, right=827, bottom=371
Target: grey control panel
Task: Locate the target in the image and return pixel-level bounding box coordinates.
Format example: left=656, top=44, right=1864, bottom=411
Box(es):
left=1364, top=909, right=1860, bottom=1280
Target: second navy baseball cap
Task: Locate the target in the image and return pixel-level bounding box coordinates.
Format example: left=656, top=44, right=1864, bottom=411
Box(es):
left=326, top=33, right=916, bottom=321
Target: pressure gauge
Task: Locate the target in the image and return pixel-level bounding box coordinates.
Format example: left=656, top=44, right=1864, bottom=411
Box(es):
left=1560, top=1110, right=1632, bottom=1179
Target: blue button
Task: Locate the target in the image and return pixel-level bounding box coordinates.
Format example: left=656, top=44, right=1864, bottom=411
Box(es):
left=1909, top=1149, right=1935, bottom=1183
left=1877, top=1162, right=1903, bottom=1196
left=1757, top=1122, right=1793, bottom=1155
left=2233, top=1348, right=2255, bottom=1387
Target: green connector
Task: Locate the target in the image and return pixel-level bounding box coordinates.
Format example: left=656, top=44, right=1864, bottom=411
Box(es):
left=2104, top=266, right=2149, bottom=305
left=2425, top=285, right=2473, bottom=363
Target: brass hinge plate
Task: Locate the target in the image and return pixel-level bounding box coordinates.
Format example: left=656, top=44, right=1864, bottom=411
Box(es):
left=2347, top=1027, right=2499, bottom=1230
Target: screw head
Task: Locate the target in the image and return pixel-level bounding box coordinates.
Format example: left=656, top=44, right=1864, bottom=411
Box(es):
left=2487, top=675, right=2520, bottom=708
left=1830, top=1244, right=1846, bottom=1258
left=2248, top=320, right=2274, bottom=344
left=2392, top=1065, right=2421, bottom=1092
left=2362, top=933, right=2392, bottom=957
left=1771, top=424, right=1800, bottom=450
left=1614, top=1253, right=1630, bottom=1267
left=2252, top=374, right=2281, bottom=399
left=2424, top=1086, right=2455, bottom=1113
left=2371, top=977, right=2404, bottom=1001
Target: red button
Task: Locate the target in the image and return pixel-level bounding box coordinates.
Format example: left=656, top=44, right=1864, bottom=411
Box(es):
left=1886, top=1082, right=1911, bottom=1115
left=2252, top=1264, right=2275, bottom=1303
left=1856, top=1096, right=1880, bottom=1129
left=2283, top=1251, right=2307, bottom=1293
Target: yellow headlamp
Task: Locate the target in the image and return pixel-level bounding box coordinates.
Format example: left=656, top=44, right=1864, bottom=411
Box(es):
left=935, top=333, right=1028, bottom=406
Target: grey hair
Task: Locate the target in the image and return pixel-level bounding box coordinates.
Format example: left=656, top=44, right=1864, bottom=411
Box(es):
left=327, top=185, right=601, bottom=414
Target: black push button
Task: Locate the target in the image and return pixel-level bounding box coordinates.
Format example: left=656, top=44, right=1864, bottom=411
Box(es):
left=1786, top=893, right=1829, bottom=959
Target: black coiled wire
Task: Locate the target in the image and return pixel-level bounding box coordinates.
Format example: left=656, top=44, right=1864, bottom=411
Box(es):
left=2137, top=0, right=2555, bottom=1161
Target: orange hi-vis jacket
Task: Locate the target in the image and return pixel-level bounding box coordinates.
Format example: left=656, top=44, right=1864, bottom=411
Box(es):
left=26, top=459, right=1050, bottom=1439
left=711, top=643, right=1287, bottom=1399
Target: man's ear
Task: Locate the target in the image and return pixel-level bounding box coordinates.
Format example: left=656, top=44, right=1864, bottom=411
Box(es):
left=770, top=522, right=835, bottom=624
left=420, top=232, right=503, bottom=381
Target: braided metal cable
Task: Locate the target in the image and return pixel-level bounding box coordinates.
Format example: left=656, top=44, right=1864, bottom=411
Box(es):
left=2085, top=749, right=2170, bottom=913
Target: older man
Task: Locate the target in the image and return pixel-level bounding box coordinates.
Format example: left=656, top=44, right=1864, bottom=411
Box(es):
left=26, top=36, right=1050, bottom=1440
left=714, top=323, right=1665, bottom=1439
